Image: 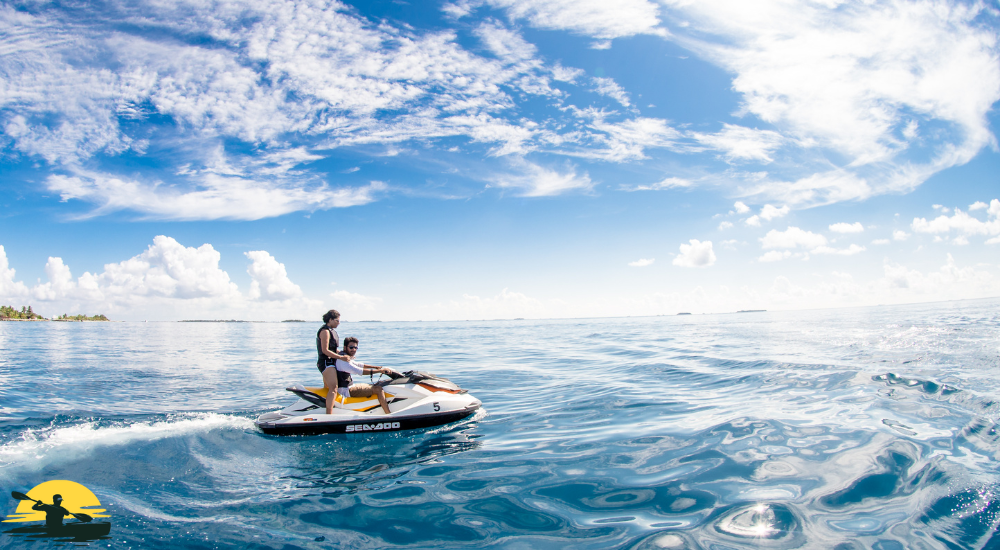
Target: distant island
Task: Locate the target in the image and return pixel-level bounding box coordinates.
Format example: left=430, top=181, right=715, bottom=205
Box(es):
left=1, top=306, right=110, bottom=321
left=677, top=312, right=692, bottom=315
left=737, top=309, right=766, bottom=313
left=359, top=320, right=382, bottom=323
left=54, top=313, right=109, bottom=321
left=181, top=319, right=251, bottom=323
left=1, top=305, right=45, bottom=320
left=281, top=319, right=307, bottom=323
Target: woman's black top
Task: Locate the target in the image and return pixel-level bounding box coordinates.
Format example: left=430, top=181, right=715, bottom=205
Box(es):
left=316, top=325, right=339, bottom=373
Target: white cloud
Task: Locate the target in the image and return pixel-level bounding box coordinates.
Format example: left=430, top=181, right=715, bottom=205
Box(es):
left=969, top=201, right=988, bottom=211
left=745, top=215, right=761, bottom=227
left=32, top=257, right=77, bottom=301
left=479, top=0, right=663, bottom=40
left=624, top=177, right=692, bottom=191
left=628, top=258, right=655, bottom=267
left=911, top=199, right=1000, bottom=239
left=0, top=246, right=29, bottom=298
left=733, top=201, right=751, bottom=214
left=488, top=160, right=593, bottom=197
left=760, top=227, right=827, bottom=250
left=759, top=204, right=789, bottom=221
left=718, top=221, right=733, bottom=231
left=98, top=236, right=241, bottom=300
left=0, top=236, right=321, bottom=320
left=673, top=239, right=716, bottom=268
left=246, top=251, right=303, bottom=301
left=690, top=124, right=784, bottom=163
left=872, top=239, right=891, bottom=245
left=829, top=222, right=864, bottom=234
left=475, top=20, right=538, bottom=62
left=584, top=115, right=684, bottom=161
left=592, top=77, right=632, bottom=107
left=893, top=230, right=910, bottom=241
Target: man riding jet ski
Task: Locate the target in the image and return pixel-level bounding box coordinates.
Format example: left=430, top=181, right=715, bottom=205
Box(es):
left=255, top=370, right=481, bottom=435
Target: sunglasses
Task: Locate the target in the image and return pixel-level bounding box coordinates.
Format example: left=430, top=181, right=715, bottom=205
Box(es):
left=347, top=345, right=358, bottom=350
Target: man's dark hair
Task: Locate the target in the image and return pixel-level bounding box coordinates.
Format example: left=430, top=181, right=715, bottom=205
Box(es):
left=344, top=336, right=359, bottom=349
left=322, top=309, right=340, bottom=323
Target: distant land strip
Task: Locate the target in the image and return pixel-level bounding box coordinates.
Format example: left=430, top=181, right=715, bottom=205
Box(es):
left=1, top=305, right=110, bottom=321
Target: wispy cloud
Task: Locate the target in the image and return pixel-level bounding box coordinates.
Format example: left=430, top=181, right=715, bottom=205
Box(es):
left=487, top=159, right=593, bottom=196
left=690, top=124, right=783, bottom=163
left=661, top=0, right=1000, bottom=205
left=46, top=170, right=387, bottom=221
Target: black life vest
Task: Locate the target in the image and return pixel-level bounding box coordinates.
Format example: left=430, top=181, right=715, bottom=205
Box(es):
left=316, top=325, right=339, bottom=371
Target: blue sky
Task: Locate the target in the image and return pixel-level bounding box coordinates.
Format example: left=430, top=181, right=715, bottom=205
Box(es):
left=1, top=0, right=999, bottom=321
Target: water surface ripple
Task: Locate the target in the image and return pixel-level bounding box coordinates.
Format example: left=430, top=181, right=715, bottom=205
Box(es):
left=1, top=299, right=999, bottom=548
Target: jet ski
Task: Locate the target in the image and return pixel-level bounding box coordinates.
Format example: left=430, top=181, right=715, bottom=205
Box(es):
left=256, top=370, right=481, bottom=435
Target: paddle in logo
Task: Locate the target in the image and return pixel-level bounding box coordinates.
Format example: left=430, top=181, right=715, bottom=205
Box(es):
left=2, top=480, right=112, bottom=543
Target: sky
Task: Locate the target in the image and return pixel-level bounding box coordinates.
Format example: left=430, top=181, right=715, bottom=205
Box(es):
left=1, top=0, right=999, bottom=321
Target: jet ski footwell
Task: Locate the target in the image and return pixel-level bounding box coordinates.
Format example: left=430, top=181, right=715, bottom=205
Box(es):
left=256, top=371, right=481, bottom=435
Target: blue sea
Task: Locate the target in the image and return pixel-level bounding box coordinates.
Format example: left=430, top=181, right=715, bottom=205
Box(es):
left=1, top=298, right=999, bottom=549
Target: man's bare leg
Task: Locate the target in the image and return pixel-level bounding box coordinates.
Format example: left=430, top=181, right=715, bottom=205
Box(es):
left=350, top=384, right=391, bottom=415
left=375, top=387, right=390, bottom=414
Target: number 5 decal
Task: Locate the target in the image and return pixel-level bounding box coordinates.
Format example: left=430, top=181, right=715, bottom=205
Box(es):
left=433, top=402, right=440, bottom=411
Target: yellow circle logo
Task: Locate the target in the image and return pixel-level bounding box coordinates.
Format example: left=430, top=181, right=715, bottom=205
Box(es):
left=4, top=480, right=108, bottom=523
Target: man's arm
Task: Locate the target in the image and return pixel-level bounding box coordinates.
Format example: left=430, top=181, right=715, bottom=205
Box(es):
left=319, top=330, right=351, bottom=362
left=362, top=364, right=397, bottom=376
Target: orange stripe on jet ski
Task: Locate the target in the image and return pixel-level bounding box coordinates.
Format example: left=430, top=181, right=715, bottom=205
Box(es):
left=418, top=383, right=461, bottom=394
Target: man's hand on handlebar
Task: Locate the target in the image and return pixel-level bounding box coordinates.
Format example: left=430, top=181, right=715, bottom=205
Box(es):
left=380, top=367, right=402, bottom=379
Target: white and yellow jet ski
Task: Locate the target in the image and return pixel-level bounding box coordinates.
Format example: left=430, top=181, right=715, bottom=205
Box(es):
left=256, top=371, right=481, bottom=435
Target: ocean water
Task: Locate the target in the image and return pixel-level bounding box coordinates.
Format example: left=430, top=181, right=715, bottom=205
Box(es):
left=1, top=298, right=999, bottom=549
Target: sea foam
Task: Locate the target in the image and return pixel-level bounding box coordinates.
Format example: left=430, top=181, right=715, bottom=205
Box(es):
left=0, top=413, right=254, bottom=470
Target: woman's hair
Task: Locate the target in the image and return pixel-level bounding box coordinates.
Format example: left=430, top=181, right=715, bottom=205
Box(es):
left=344, top=336, right=359, bottom=349
left=322, top=309, right=340, bottom=323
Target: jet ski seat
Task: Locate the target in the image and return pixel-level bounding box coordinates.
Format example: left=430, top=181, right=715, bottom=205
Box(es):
left=303, top=386, right=394, bottom=405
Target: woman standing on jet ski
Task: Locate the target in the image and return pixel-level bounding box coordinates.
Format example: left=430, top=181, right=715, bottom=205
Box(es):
left=318, top=309, right=354, bottom=415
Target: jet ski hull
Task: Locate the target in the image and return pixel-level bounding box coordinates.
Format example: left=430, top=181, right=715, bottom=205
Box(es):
left=257, top=402, right=480, bottom=435
left=255, top=371, right=482, bottom=436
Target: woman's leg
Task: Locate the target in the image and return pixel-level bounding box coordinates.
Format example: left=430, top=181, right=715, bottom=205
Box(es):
left=322, top=368, right=339, bottom=414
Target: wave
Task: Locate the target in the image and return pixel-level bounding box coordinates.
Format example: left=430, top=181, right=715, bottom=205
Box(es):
left=0, top=413, right=254, bottom=471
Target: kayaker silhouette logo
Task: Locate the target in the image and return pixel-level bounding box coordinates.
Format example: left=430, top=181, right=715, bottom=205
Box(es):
left=2, top=480, right=111, bottom=543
